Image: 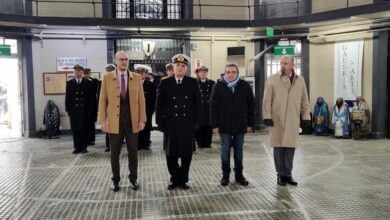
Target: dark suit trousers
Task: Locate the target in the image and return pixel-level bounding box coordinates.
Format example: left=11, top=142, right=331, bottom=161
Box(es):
left=109, top=104, right=138, bottom=183
left=138, top=118, right=152, bottom=149
left=69, top=115, right=88, bottom=151
left=195, top=126, right=212, bottom=147
left=273, top=147, right=295, bottom=178
left=87, top=118, right=96, bottom=143
left=166, top=154, right=192, bottom=184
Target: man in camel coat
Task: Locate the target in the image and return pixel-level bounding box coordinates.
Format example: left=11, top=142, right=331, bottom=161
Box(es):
left=262, top=55, right=311, bottom=187
left=98, top=51, right=146, bottom=192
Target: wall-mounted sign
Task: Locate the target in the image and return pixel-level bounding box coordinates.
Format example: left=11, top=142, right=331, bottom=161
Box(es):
left=0, top=45, right=11, bottom=56
left=274, top=45, right=295, bottom=56
left=266, top=27, right=274, bottom=37
left=334, top=40, right=364, bottom=102
left=143, top=40, right=155, bottom=57
left=57, top=57, right=87, bottom=72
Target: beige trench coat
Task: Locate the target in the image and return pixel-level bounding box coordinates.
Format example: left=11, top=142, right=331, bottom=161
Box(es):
left=98, top=71, right=147, bottom=134
left=262, top=72, right=310, bottom=148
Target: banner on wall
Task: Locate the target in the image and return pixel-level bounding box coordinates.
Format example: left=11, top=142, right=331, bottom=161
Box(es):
left=334, top=40, right=364, bottom=102
left=57, top=57, right=87, bottom=72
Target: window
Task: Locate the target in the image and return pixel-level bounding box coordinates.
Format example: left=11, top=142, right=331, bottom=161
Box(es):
left=116, top=0, right=182, bottom=19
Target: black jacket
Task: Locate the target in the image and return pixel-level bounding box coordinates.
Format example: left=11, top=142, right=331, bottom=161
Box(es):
left=143, top=79, right=157, bottom=119
left=197, top=78, right=215, bottom=126
left=65, top=78, right=94, bottom=130
left=156, top=76, right=202, bottom=157
left=210, top=78, right=255, bottom=134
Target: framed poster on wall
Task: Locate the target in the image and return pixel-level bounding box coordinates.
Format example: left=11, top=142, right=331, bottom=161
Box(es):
left=66, top=72, right=75, bottom=81
left=91, top=72, right=101, bottom=80
left=43, top=73, right=67, bottom=95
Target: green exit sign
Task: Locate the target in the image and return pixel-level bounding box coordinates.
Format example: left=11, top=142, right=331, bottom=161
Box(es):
left=274, top=45, right=295, bottom=56
left=266, top=27, right=274, bottom=37
left=0, top=45, right=11, bottom=56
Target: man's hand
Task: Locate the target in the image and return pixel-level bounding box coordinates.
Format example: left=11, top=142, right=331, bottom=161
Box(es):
left=139, top=122, right=145, bottom=131
left=247, top=127, right=252, bottom=133
left=100, top=122, right=107, bottom=133
left=263, top=119, right=274, bottom=127
left=213, top=128, right=219, bottom=134
left=301, top=120, right=311, bottom=127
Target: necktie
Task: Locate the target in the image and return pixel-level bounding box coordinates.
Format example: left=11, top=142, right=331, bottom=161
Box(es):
left=121, top=74, right=126, bottom=97
left=178, top=79, right=181, bottom=85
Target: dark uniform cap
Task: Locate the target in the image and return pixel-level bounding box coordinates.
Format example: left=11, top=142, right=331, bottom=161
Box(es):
left=172, top=54, right=190, bottom=66
left=84, top=67, right=91, bottom=72
left=196, top=65, right=209, bottom=73
left=73, top=64, right=84, bottom=70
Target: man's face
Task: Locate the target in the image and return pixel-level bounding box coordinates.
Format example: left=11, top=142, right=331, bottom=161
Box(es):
left=115, top=52, right=129, bottom=71
left=174, top=62, right=187, bottom=78
left=225, top=66, right=238, bottom=81
left=83, top=71, right=91, bottom=78
left=166, top=68, right=174, bottom=77
left=74, top=68, right=84, bottom=78
left=137, top=70, right=147, bottom=80
left=198, top=70, right=208, bottom=80
left=280, top=57, right=294, bottom=74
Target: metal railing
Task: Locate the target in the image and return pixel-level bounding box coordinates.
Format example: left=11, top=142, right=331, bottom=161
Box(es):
left=7, top=0, right=376, bottom=20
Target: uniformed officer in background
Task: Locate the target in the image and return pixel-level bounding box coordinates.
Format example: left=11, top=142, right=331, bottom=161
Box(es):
left=156, top=54, right=202, bottom=190
left=83, top=67, right=101, bottom=146
left=195, top=66, right=215, bottom=148
left=135, top=65, right=156, bottom=150
left=65, top=64, right=94, bottom=154
left=162, top=63, right=174, bottom=80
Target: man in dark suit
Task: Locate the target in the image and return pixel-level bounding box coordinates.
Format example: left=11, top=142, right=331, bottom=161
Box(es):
left=195, top=66, right=215, bottom=148
left=83, top=67, right=101, bottom=146
left=135, top=65, right=156, bottom=150
left=65, top=64, right=94, bottom=154
left=210, top=62, right=255, bottom=186
left=156, top=54, right=202, bottom=190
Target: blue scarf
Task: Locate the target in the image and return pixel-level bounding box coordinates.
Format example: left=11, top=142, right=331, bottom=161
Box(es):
left=223, top=75, right=240, bottom=93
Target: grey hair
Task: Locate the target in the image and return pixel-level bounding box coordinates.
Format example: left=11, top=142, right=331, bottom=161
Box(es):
left=114, top=51, right=128, bottom=60
left=281, top=55, right=294, bottom=64
left=224, top=62, right=240, bottom=74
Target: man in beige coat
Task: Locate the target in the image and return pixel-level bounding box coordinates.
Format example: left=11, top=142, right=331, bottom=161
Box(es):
left=262, top=55, right=310, bottom=186
left=98, top=51, right=147, bottom=192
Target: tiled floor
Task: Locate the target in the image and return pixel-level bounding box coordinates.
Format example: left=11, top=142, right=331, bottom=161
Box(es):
left=0, top=131, right=389, bottom=219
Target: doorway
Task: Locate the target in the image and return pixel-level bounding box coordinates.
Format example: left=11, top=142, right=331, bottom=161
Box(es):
left=0, top=38, right=22, bottom=138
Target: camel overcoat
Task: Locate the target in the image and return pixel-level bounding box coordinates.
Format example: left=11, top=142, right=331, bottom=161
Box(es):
left=262, top=72, right=310, bottom=148
left=98, top=70, right=147, bottom=134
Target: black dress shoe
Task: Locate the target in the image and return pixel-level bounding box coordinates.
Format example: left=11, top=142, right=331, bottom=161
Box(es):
left=104, top=148, right=110, bottom=152
left=167, top=182, right=177, bottom=190
left=220, top=176, right=229, bottom=186
left=81, top=149, right=88, bottom=154
left=72, top=150, right=80, bottom=154
left=180, top=182, right=190, bottom=190
left=112, top=181, right=120, bottom=192
left=285, top=177, right=298, bottom=186
left=235, top=175, right=249, bottom=186
left=130, top=181, right=139, bottom=191
left=277, top=176, right=286, bottom=186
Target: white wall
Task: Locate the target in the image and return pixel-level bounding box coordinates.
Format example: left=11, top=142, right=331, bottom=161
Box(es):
left=190, top=32, right=255, bottom=80
left=32, top=39, right=107, bottom=131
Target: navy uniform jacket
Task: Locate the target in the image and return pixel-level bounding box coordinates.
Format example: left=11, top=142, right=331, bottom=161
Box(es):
left=197, top=78, right=215, bottom=127
left=65, top=78, right=94, bottom=130
left=143, top=79, right=157, bottom=122
left=156, top=76, right=202, bottom=157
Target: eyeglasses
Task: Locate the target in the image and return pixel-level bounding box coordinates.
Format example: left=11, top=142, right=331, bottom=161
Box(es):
left=118, top=58, right=129, bottom=62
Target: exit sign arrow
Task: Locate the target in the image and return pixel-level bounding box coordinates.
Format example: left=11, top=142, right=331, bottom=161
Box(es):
left=274, top=45, right=295, bottom=56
